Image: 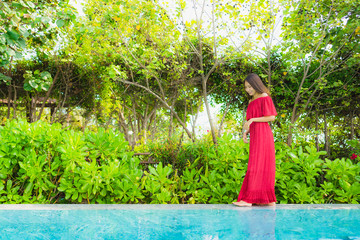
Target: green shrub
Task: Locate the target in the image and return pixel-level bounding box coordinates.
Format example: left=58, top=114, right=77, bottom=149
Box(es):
left=322, top=158, right=360, bottom=203
left=275, top=144, right=327, bottom=204
left=0, top=119, right=359, bottom=204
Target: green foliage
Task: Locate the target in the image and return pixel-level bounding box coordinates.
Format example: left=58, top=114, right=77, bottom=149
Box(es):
left=23, top=70, right=53, bottom=92
left=323, top=158, right=360, bottom=204
left=141, top=162, right=180, bottom=204
left=0, top=119, right=359, bottom=204
left=0, top=0, right=77, bottom=67
left=0, top=72, right=12, bottom=85
left=275, top=144, right=327, bottom=204
left=145, top=134, right=360, bottom=204
left=0, top=119, right=63, bottom=203
left=0, top=0, right=358, bottom=160
left=0, top=119, right=140, bottom=203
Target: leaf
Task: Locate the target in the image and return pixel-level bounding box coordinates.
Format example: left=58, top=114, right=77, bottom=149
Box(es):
left=339, top=179, right=351, bottom=191
left=56, top=19, right=65, bottom=28
left=26, top=1, right=35, bottom=8
left=17, top=38, right=26, bottom=48
left=6, top=48, right=16, bottom=56
left=72, top=191, right=79, bottom=200
left=355, top=26, right=360, bottom=35
left=65, top=192, right=71, bottom=199
left=80, top=183, right=90, bottom=193
left=6, top=180, right=12, bottom=190
left=24, top=182, right=34, bottom=195
left=41, top=83, right=50, bottom=91
left=11, top=2, right=23, bottom=8
left=23, top=82, right=33, bottom=91
left=29, top=80, right=38, bottom=88
left=288, top=152, right=298, bottom=160
left=0, top=35, right=6, bottom=44
left=15, top=51, right=22, bottom=59
left=40, top=71, right=52, bottom=80
left=42, top=17, right=51, bottom=24
left=0, top=73, right=11, bottom=83
left=100, top=188, right=107, bottom=197
left=136, top=25, right=140, bottom=30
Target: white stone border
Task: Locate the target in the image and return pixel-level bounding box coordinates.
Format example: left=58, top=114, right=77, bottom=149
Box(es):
left=0, top=204, right=359, bottom=210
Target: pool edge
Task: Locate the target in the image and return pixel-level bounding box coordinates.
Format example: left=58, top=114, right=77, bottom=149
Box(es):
left=0, top=204, right=359, bottom=210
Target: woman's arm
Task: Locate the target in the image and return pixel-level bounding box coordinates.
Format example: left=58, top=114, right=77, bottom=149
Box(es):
left=243, top=115, right=276, bottom=131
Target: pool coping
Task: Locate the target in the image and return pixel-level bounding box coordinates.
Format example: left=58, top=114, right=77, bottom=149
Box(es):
left=0, top=204, right=359, bottom=210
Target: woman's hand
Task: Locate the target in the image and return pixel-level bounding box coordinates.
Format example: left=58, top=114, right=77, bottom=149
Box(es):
left=243, top=119, right=253, bottom=131
left=242, top=130, right=249, bottom=144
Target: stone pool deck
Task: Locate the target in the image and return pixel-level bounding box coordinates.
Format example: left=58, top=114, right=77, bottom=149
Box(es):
left=0, top=204, right=359, bottom=210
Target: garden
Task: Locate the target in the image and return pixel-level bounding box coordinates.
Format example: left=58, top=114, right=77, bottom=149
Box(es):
left=0, top=0, right=359, bottom=204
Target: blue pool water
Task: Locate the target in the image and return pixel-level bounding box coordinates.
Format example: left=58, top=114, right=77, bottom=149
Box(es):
left=0, top=205, right=359, bottom=240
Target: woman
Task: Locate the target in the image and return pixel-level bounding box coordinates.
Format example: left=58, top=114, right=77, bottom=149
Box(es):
left=233, top=73, right=277, bottom=207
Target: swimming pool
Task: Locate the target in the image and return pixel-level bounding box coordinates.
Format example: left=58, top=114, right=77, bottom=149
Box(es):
left=0, top=204, right=359, bottom=239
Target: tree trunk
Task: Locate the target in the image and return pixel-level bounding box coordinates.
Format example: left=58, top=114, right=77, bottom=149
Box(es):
left=6, top=57, right=13, bottom=119
left=130, top=117, right=138, bottom=145
left=118, top=108, right=131, bottom=144
left=7, top=84, right=12, bottom=119
left=141, top=104, right=153, bottom=145
left=51, top=90, right=64, bottom=124
left=218, top=101, right=231, bottom=138
left=168, top=99, right=176, bottom=139
left=150, top=110, right=157, bottom=141
left=137, top=117, right=142, bottom=139
left=190, top=100, right=202, bottom=138
left=37, top=69, right=59, bottom=121
left=286, top=125, right=293, bottom=147
left=202, top=82, right=217, bottom=145
left=129, top=115, right=136, bottom=147
left=324, top=112, right=329, bottom=157
left=121, top=80, right=194, bottom=141
left=50, top=106, right=55, bottom=119
left=328, top=128, right=331, bottom=157
left=26, top=94, right=36, bottom=123
left=267, top=50, right=272, bottom=90
left=315, top=110, right=319, bottom=152
left=131, top=97, right=138, bottom=143
left=287, top=111, right=300, bottom=147
left=12, top=84, right=17, bottom=119
left=168, top=109, right=174, bottom=139
left=350, top=111, right=354, bottom=140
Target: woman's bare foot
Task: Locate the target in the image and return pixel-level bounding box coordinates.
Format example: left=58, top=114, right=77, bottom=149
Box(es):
left=265, top=202, right=276, bottom=206
left=232, top=201, right=252, bottom=207
left=256, top=202, right=276, bottom=206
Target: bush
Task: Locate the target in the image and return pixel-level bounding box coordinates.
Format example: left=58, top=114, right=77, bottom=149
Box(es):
left=0, top=119, right=359, bottom=204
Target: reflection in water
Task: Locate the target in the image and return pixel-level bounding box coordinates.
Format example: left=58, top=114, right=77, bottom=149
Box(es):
left=0, top=208, right=359, bottom=239
left=235, top=208, right=276, bottom=240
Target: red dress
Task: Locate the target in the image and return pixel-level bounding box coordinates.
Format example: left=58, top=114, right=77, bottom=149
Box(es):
left=237, top=96, right=277, bottom=204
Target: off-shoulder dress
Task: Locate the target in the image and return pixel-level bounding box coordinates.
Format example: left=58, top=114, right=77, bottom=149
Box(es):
left=237, top=96, right=277, bottom=204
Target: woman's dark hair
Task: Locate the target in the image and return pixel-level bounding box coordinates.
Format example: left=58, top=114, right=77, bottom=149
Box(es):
left=244, top=73, right=271, bottom=97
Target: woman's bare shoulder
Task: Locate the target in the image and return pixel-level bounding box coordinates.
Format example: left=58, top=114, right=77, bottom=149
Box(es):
left=261, top=93, right=269, bottom=97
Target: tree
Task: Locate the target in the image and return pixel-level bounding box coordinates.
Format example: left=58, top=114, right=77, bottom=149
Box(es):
left=168, top=0, right=255, bottom=144
left=0, top=0, right=77, bottom=121
left=280, top=0, right=360, bottom=146
left=68, top=0, right=201, bottom=142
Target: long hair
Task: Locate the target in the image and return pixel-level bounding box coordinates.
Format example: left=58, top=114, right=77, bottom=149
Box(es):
left=244, top=73, right=271, bottom=98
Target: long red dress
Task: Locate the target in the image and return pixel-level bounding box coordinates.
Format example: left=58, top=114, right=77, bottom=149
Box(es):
left=237, top=96, right=277, bottom=204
